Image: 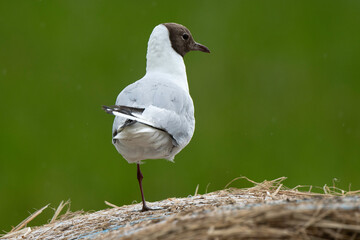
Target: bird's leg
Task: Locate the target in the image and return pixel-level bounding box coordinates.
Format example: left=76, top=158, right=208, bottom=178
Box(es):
left=137, top=163, right=151, bottom=211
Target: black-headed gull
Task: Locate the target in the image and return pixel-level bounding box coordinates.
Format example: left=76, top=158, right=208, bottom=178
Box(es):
left=103, top=23, right=210, bottom=211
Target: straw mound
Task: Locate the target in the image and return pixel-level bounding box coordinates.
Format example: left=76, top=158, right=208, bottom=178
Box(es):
left=2, top=177, right=360, bottom=240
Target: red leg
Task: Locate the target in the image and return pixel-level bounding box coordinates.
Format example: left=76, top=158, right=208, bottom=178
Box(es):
left=137, top=163, right=151, bottom=211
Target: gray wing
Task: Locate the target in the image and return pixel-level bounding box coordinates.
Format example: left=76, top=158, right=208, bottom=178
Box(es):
left=112, top=78, right=195, bottom=147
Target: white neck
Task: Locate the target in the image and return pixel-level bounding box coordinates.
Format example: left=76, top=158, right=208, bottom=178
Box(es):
left=145, top=24, right=189, bottom=92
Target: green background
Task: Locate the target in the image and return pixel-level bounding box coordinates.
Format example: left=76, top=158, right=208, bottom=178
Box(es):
left=1, top=0, right=359, bottom=232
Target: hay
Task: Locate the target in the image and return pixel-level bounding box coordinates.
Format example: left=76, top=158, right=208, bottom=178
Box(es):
left=5, top=204, right=49, bottom=236
left=2, top=177, right=360, bottom=240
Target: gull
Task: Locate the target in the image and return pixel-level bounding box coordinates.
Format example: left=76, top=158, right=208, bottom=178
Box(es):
left=103, top=23, right=210, bottom=211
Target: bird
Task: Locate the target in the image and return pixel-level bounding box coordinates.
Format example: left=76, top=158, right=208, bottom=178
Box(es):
left=102, top=23, right=210, bottom=211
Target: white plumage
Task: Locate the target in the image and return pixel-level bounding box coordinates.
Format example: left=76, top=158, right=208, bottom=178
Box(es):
left=103, top=23, right=209, bottom=211
left=110, top=24, right=195, bottom=163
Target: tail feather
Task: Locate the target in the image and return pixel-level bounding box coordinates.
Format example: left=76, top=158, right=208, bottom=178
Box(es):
left=102, top=105, right=144, bottom=115
left=102, top=105, right=154, bottom=127
left=103, top=105, right=179, bottom=147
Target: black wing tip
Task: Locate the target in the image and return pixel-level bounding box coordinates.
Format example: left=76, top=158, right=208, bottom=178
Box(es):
left=102, top=105, right=114, bottom=114
left=102, top=105, right=146, bottom=118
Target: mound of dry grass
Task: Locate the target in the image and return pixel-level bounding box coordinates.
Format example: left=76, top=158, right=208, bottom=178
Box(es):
left=2, top=177, right=360, bottom=240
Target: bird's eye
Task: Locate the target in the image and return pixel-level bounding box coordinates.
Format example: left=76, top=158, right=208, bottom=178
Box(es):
left=182, top=33, right=189, bottom=40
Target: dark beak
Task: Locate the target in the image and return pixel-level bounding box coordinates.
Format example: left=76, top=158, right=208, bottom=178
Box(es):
left=191, top=42, right=210, bottom=53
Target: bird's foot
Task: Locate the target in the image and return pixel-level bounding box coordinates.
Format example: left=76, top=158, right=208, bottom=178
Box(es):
left=141, top=205, right=152, bottom=212
left=141, top=204, right=163, bottom=212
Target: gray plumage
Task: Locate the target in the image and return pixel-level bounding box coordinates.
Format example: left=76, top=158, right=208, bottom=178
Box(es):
left=104, top=23, right=209, bottom=164
left=102, top=22, right=209, bottom=212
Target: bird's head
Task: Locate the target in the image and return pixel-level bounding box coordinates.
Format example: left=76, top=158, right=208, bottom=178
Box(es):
left=163, top=23, right=210, bottom=57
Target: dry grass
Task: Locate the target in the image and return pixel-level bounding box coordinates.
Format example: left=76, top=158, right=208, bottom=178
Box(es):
left=2, top=177, right=360, bottom=240
left=6, top=204, right=49, bottom=235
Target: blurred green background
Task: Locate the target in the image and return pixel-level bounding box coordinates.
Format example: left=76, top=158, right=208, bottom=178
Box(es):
left=1, top=0, right=359, bottom=232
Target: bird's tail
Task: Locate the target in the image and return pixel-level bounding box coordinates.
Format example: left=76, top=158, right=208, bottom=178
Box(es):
left=103, top=105, right=179, bottom=147
left=102, top=105, right=154, bottom=127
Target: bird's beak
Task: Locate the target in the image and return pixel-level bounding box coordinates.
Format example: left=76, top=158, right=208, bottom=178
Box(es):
left=191, top=42, right=210, bottom=53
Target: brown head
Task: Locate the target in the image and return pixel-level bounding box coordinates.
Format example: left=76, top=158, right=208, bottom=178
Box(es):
left=163, top=23, right=210, bottom=57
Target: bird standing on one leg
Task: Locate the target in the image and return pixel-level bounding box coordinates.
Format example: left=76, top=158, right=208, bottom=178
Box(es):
left=103, top=23, right=210, bottom=211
